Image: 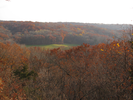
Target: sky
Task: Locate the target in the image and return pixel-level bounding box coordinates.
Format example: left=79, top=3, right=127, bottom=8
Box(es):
left=0, top=0, right=133, bottom=24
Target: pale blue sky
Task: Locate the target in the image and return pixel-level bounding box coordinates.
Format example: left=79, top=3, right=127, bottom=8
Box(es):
left=0, top=0, right=133, bottom=24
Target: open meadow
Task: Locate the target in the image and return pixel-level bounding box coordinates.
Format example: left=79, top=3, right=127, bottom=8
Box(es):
left=26, top=44, right=80, bottom=50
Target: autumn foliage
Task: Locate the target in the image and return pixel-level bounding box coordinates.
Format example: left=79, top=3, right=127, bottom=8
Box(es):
left=0, top=21, right=122, bottom=45
left=0, top=38, right=132, bottom=99
left=0, top=21, right=132, bottom=99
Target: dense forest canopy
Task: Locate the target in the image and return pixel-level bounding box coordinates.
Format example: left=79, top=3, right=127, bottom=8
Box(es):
left=1, top=21, right=133, bottom=100
left=0, top=21, right=128, bottom=45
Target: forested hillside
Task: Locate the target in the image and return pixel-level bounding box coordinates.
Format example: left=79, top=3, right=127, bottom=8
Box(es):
left=0, top=21, right=133, bottom=100
left=0, top=21, right=123, bottom=45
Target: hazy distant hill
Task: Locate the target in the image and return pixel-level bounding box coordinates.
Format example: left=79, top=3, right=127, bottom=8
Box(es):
left=0, top=21, right=127, bottom=45
left=60, top=22, right=131, bottom=30
left=87, top=23, right=131, bottom=30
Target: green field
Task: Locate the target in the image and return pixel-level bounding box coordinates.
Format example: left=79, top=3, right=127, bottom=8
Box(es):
left=26, top=44, right=80, bottom=50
